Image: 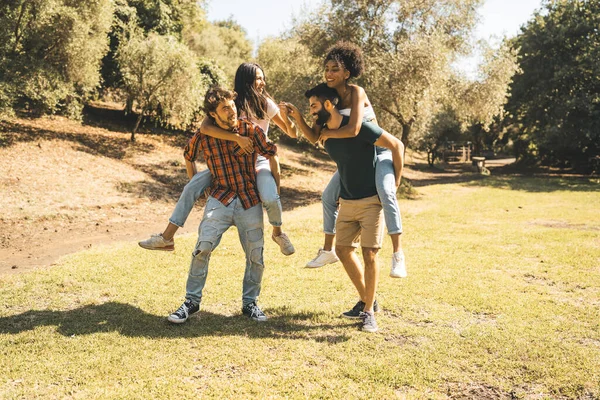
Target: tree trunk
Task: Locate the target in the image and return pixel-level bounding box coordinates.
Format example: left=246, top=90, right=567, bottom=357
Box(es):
left=131, top=111, right=144, bottom=142
left=401, top=122, right=412, bottom=150
left=125, top=97, right=133, bottom=115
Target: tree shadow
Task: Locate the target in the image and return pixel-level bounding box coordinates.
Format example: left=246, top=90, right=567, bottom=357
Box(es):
left=0, top=119, right=155, bottom=160
left=0, top=302, right=352, bottom=343
left=81, top=104, right=193, bottom=150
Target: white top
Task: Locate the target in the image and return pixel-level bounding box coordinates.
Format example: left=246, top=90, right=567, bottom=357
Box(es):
left=241, top=98, right=279, bottom=139
left=339, top=105, right=377, bottom=122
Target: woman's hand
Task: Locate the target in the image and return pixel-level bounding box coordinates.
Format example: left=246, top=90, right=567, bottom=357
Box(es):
left=236, top=135, right=254, bottom=155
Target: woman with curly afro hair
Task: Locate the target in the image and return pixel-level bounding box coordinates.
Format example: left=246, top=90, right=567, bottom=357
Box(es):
left=305, top=41, right=407, bottom=279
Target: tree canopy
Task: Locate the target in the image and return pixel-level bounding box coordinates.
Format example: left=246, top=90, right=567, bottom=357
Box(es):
left=506, top=0, right=600, bottom=170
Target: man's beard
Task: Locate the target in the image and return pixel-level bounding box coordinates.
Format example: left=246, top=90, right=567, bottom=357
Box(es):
left=314, top=108, right=331, bottom=126
left=215, top=113, right=235, bottom=130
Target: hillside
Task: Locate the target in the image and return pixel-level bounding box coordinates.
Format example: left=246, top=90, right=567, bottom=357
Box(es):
left=0, top=114, right=494, bottom=275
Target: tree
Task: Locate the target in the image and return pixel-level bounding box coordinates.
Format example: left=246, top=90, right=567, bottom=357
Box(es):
left=506, top=0, right=600, bottom=170
left=257, top=37, right=321, bottom=141
left=117, top=32, right=206, bottom=141
left=100, top=0, right=208, bottom=90
left=0, top=0, right=113, bottom=117
left=458, top=41, right=520, bottom=155
left=183, top=18, right=252, bottom=80
left=291, top=0, right=483, bottom=148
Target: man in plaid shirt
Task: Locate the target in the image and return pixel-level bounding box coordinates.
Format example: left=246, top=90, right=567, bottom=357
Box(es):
left=168, top=87, right=277, bottom=324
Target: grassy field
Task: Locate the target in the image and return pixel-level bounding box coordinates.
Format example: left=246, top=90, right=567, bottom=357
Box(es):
left=1, top=175, right=599, bottom=399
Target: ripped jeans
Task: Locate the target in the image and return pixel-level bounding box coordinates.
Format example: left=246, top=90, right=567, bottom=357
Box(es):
left=169, top=156, right=282, bottom=228
left=185, top=196, right=265, bottom=306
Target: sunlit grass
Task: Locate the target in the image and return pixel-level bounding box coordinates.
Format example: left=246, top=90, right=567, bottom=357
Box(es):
left=1, top=176, right=599, bottom=399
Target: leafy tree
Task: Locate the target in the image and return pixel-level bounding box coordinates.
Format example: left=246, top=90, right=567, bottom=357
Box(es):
left=257, top=37, right=321, bottom=141
left=291, top=0, right=482, bottom=148
left=506, top=0, right=600, bottom=170
left=183, top=19, right=252, bottom=80
left=0, top=0, right=113, bottom=117
left=458, top=41, right=520, bottom=155
left=101, top=0, right=208, bottom=90
left=117, top=32, right=206, bottom=141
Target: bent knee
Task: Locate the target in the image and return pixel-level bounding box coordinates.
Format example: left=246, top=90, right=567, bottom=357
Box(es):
left=193, top=241, right=213, bottom=258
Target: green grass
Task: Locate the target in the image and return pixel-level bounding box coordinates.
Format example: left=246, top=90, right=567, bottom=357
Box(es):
left=1, top=176, right=599, bottom=399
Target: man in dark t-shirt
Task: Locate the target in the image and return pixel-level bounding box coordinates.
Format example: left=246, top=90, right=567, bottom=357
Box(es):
left=285, top=83, right=404, bottom=333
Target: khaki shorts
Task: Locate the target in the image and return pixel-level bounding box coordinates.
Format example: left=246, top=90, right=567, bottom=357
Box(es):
left=336, top=195, right=384, bottom=249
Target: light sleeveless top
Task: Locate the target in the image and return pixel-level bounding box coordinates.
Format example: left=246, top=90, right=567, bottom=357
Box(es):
left=240, top=98, right=279, bottom=139
left=338, top=105, right=377, bottom=123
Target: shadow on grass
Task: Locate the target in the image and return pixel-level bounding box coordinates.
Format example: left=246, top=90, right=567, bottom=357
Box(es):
left=466, top=175, right=600, bottom=193
left=0, top=302, right=352, bottom=343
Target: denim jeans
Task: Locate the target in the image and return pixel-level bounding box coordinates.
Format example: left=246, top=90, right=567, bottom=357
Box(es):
left=322, top=147, right=402, bottom=235
left=169, top=157, right=282, bottom=228
left=185, top=196, right=265, bottom=306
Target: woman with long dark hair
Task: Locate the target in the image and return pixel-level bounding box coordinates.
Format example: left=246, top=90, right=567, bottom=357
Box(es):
left=139, top=62, right=297, bottom=255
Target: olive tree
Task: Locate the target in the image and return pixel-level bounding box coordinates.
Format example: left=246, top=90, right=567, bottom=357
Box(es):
left=0, top=0, right=113, bottom=117
left=117, top=32, right=206, bottom=141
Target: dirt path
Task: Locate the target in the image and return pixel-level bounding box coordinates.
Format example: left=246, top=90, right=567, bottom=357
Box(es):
left=0, top=116, right=335, bottom=275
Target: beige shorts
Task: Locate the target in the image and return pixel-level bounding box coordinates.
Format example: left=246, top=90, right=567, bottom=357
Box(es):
left=336, top=195, right=384, bottom=249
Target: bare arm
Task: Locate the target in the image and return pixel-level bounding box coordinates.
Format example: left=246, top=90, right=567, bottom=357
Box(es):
left=320, top=85, right=367, bottom=142
left=281, top=102, right=321, bottom=144
left=200, top=116, right=253, bottom=154
left=275, top=103, right=299, bottom=138
left=269, top=155, right=281, bottom=194
left=374, top=131, right=405, bottom=188
left=185, top=159, right=197, bottom=180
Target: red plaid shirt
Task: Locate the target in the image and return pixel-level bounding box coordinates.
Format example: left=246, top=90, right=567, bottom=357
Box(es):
left=183, top=118, right=277, bottom=209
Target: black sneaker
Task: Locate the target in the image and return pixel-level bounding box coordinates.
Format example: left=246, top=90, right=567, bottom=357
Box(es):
left=360, top=311, right=378, bottom=333
left=242, top=301, right=267, bottom=322
left=341, top=299, right=380, bottom=319
left=167, top=299, right=199, bottom=324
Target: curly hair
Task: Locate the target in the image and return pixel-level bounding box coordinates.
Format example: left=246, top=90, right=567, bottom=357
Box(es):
left=203, top=87, right=237, bottom=119
left=324, top=41, right=364, bottom=79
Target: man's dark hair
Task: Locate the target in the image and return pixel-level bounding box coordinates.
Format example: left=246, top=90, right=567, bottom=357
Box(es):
left=324, top=41, right=364, bottom=79
left=203, top=86, right=237, bottom=118
left=304, top=83, right=341, bottom=107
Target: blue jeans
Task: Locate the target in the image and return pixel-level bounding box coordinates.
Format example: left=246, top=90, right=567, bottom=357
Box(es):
left=322, top=148, right=402, bottom=235
left=169, top=157, right=282, bottom=228
left=185, top=196, right=265, bottom=306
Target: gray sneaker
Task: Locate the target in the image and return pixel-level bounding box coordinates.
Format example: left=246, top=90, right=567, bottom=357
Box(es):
left=341, top=300, right=380, bottom=319
left=272, top=232, right=295, bottom=256
left=360, top=311, right=378, bottom=333
left=139, top=233, right=174, bottom=251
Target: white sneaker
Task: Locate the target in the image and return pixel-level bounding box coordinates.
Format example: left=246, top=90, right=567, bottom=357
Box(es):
left=272, top=232, right=295, bottom=256
left=390, top=251, right=407, bottom=278
left=138, top=233, right=174, bottom=251
left=306, top=248, right=339, bottom=268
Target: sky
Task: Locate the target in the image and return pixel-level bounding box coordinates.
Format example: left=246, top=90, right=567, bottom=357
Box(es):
left=206, top=0, right=544, bottom=75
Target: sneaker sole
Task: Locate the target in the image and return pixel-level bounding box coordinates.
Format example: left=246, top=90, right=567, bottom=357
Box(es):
left=167, top=316, right=187, bottom=324
left=362, top=326, right=379, bottom=333
left=305, top=259, right=339, bottom=268
left=139, top=243, right=174, bottom=251
left=389, top=271, right=407, bottom=278
left=341, top=313, right=362, bottom=319
left=281, top=248, right=295, bottom=256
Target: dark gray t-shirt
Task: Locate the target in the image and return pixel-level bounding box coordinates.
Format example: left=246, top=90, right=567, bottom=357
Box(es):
left=323, top=116, right=383, bottom=200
